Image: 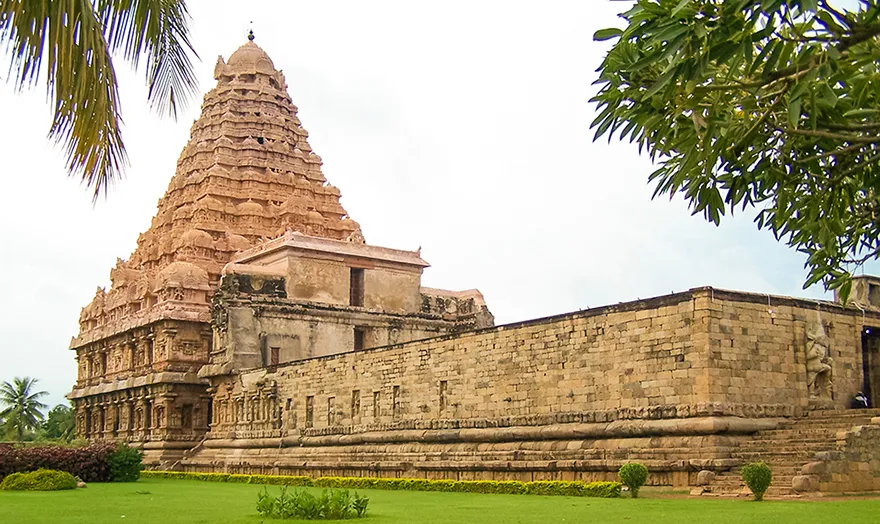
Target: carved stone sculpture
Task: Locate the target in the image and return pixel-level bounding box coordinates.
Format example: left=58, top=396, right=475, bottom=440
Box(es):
left=805, top=313, right=833, bottom=400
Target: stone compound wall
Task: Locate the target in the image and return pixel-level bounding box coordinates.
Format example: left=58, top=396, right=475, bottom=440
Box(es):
left=184, top=288, right=879, bottom=485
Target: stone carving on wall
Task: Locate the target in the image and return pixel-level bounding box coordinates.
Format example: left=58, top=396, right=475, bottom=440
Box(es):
left=806, top=313, right=833, bottom=400
left=346, top=228, right=365, bottom=244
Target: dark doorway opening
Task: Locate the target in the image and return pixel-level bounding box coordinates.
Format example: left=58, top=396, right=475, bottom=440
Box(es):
left=860, top=327, right=880, bottom=407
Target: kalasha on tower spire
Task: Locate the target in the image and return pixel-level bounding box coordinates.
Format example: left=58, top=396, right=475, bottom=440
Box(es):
left=72, top=37, right=363, bottom=347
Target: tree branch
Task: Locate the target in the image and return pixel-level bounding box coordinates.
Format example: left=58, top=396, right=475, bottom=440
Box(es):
left=826, top=121, right=880, bottom=131
left=779, top=127, right=880, bottom=142
left=794, top=142, right=869, bottom=163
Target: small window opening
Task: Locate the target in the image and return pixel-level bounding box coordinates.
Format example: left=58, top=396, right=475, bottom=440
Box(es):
left=354, top=328, right=366, bottom=351
left=350, top=268, right=365, bottom=306
left=270, top=346, right=280, bottom=366
left=256, top=137, right=264, bottom=144
left=439, top=381, right=448, bottom=412
left=392, top=386, right=401, bottom=419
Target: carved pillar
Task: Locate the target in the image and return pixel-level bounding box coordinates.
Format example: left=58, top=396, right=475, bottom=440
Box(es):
left=127, top=340, right=137, bottom=371
left=235, top=396, right=244, bottom=428
left=109, top=400, right=120, bottom=437
left=145, top=332, right=155, bottom=371
left=155, top=401, right=167, bottom=430
left=92, top=405, right=104, bottom=439
left=159, top=328, right=177, bottom=370
left=199, top=394, right=212, bottom=433
left=74, top=402, right=87, bottom=439
left=103, top=399, right=116, bottom=437
left=118, top=398, right=130, bottom=436
left=143, top=392, right=154, bottom=440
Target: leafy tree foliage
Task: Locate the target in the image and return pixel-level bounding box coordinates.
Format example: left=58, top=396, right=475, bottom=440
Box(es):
left=593, top=0, right=880, bottom=299
left=42, top=404, right=75, bottom=442
left=0, top=377, right=48, bottom=442
left=0, top=0, right=199, bottom=199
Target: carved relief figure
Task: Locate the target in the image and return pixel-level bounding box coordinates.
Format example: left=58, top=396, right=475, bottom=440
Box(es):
left=806, top=314, right=833, bottom=399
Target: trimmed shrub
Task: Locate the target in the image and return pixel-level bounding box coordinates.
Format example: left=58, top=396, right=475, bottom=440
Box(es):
left=0, top=469, right=77, bottom=491
left=0, top=442, right=141, bottom=482
left=618, top=462, right=648, bottom=498
left=523, top=480, right=622, bottom=498
left=248, top=473, right=311, bottom=486
left=141, top=470, right=622, bottom=498
left=741, top=462, right=772, bottom=501
left=256, top=486, right=369, bottom=520
left=107, top=443, right=143, bottom=482
left=0, top=443, right=115, bottom=482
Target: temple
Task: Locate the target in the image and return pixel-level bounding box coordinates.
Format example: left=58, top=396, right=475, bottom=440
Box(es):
left=70, top=38, right=880, bottom=496
left=68, top=37, right=491, bottom=462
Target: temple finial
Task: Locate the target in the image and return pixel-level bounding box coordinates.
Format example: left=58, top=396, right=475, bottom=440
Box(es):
left=247, top=29, right=255, bottom=42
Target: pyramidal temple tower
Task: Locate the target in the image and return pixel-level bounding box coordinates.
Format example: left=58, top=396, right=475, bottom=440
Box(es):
left=69, top=37, right=493, bottom=461
left=68, top=37, right=364, bottom=451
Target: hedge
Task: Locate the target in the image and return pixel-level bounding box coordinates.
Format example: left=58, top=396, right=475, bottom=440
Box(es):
left=1, top=469, right=77, bottom=491
left=141, top=471, right=622, bottom=498
left=0, top=442, right=142, bottom=482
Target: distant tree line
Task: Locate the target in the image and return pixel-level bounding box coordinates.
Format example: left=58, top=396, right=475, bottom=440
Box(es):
left=0, top=377, right=75, bottom=443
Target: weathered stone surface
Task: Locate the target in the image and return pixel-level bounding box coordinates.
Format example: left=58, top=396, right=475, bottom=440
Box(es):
left=696, top=470, right=716, bottom=486
left=792, top=475, right=819, bottom=492
left=690, top=487, right=706, bottom=496
left=801, top=461, right=826, bottom=475
left=815, top=423, right=880, bottom=493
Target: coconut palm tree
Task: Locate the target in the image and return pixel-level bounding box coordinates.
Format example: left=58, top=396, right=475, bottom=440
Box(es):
left=0, top=1, right=199, bottom=200
left=0, top=377, right=49, bottom=442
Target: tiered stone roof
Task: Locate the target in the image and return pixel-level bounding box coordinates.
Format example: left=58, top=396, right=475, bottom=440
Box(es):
left=73, top=38, right=362, bottom=346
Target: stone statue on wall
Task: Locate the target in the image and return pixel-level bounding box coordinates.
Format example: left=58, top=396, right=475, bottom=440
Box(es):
left=155, top=406, right=166, bottom=428
left=806, top=313, right=833, bottom=400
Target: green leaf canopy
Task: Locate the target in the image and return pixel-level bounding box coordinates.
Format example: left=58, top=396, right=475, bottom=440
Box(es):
left=592, top=0, right=880, bottom=299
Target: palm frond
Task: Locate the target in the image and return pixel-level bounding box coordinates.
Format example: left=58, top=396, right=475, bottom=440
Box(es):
left=94, top=0, right=199, bottom=119
left=1, top=0, right=126, bottom=200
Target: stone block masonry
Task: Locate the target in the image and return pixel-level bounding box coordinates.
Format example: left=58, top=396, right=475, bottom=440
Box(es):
left=185, top=287, right=880, bottom=486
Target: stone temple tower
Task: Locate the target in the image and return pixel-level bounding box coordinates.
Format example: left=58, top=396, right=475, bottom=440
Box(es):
left=69, top=37, right=492, bottom=465
left=68, top=36, right=365, bottom=457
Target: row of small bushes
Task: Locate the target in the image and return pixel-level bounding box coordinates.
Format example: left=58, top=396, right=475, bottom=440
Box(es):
left=142, top=471, right=313, bottom=486
left=257, top=487, right=369, bottom=520
left=0, top=469, right=77, bottom=491
left=142, top=471, right=622, bottom=498
left=0, top=442, right=142, bottom=482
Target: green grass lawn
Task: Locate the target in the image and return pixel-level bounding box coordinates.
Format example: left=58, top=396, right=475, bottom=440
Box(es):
left=2, top=478, right=879, bottom=524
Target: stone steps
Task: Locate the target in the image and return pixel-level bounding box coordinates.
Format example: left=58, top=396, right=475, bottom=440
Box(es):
left=708, top=467, right=796, bottom=497
left=801, top=408, right=880, bottom=419
left=704, top=409, right=879, bottom=497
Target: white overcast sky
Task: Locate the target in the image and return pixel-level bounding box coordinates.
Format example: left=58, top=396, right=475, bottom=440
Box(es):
left=0, top=0, right=873, bottom=407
